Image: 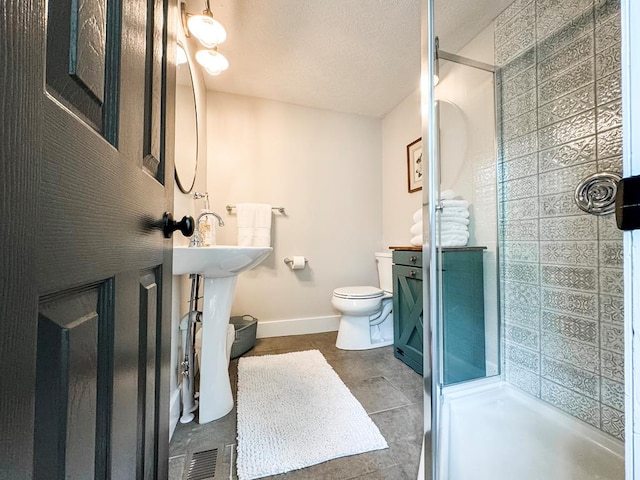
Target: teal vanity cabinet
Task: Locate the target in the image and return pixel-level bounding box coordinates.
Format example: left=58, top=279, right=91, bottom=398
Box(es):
left=392, top=247, right=487, bottom=384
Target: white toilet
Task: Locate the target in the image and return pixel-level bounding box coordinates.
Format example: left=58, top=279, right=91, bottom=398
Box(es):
left=332, top=252, right=394, bottom=350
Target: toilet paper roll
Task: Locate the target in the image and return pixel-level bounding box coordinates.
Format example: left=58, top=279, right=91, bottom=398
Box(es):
left=290, top=256, right=307, bottom=270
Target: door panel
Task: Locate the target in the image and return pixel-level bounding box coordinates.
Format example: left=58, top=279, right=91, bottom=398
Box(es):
left=0, top=0, right=176, bottom=478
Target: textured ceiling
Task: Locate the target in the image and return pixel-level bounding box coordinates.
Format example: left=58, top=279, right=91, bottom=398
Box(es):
left=184, top=0, right=513, bottom=117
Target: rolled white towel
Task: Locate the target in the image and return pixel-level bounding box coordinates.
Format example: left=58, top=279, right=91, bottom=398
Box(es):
left=410, top=221, right=423, bottom=236
left=441, top=190, right=459, bottom=200
left=441, top=199, right=470, bottom=209
left=441, top=207, right=469, bottom=218
left=412, top=207, right=423, bottom=223
left=439, top=216, right=470, bottom=226
left=410, top=235, right=422, bottom=246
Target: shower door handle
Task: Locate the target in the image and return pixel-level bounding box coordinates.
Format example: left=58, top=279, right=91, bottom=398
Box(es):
left=615, top=175, right=640, bottom=230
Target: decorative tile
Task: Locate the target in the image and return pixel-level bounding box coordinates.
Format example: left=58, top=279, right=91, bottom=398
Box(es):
left=502, top=89, right=537, bottom=122
left=541, top=310, right=598, bottom=344
left=598, top=214, right=622, bottom=240
left=540, top=215, right=597, bottom=241
left=499, top=153, right=538, bottom=181
left=500, top=175, right=539, bottom=200
left=538, top=84, right=595, bottom=128
left=504, top=304, right=540, bottom=330
left=506, top=364, right=541, bottom=397
left=597, top=99, right=622, bottom=132
left=541, top=265, right=597, bottom=291
left=539, top=192, right=584, bottom=217
left=541, top=379, right=600, bottom=427
left=498, top=48, right=536, bottom=84
left=502, top=241, right=539, bottom=263
left=597, top=155, right=623, bottom=174
left=596, top=71, right=622, bottom=106
left=502, top=110, right=538, bottom=142
left=505, top=323, right=540, bottom=350
left=596, top=42, right=621, bottom=79
left=600, top=240, right=623, bottom=267
left=506, top=341, right=540, bottom=372
left=539, top=241, right=598, bottom=266
left=501, top=219, right=539, bottom=241
left=600, top=294, right=624, bottom=324
left=496, top=3, right=536, bottom=51
left=503, top=198, right=539, bottom=220
left=595, top=14, right=621, bottom=52
left=539, top=60, right=594, bottom=106
left=539, top=111, right=595, bottom=150
left=496, top=0, right=534, bottom=31
left=539, top=8, right=594, bottom=61
left=504, top=262, right=539, bottom=284
left=539, top=135, right=597, bottom=172
left=538, top=34, right=594, bottom=83
left=541, top=356, right=599, bottom=399
left=541, top=287, right=598, bottom=319
left=601, top=378, right=624, bottom=411
left=541, top=332, right=599, bottom=373
left=539, top=162, right=596, bottom=195
left=601, top=406, right=625, bottom=440
left=504, top=282, right=541, bottom=309
left=502, top=131, right=538, bottom=160
left=600, top=267, right=623, bottom=296
left=601, top=349, right=624, bottom=382
left=503, top=67, right=538, bottom=104
left=597, top=127, right=623, bottom=159
left=536, top=0, right=594, bottom=42
left=595, top=0, right=620, bottom=24
left=601, top=322, right=624, bottom=352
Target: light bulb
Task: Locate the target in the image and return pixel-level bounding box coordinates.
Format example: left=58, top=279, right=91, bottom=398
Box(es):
left=195, top=49, right=229, bottom=76
left=188, top=13, right=227, bottom=48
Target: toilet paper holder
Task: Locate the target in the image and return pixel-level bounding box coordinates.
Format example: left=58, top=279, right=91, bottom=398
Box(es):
left=284, top=257, right=308, bottom=268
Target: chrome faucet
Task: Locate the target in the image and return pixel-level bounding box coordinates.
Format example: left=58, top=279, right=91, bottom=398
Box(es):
left=190, top=210, right=225, bottom=247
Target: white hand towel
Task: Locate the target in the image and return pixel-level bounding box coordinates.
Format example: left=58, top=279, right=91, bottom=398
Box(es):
left=441, top=190, right=459, bottom=200
left=410, top=234, right=422, bottom=246
left=410, top=221, right=423, bottom=236
left=438, top=216, right=470, bottom=226
left=412, top=208, right=423, bottom=224
left=437, top=223, right=469, bottom=233
left=441, top=207, right=469, bottom=218
left=236, top=203, right=272, bottom=247
left=441, top=199, right=470, bottom=209
left=439, top=233, right=469, bottom=247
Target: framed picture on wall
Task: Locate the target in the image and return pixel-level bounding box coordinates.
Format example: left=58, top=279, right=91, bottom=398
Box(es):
left=407, top=137, right=423, bottom=193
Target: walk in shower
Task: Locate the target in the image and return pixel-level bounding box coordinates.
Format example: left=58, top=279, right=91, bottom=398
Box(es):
left=423, top=0, right=625, bottom=478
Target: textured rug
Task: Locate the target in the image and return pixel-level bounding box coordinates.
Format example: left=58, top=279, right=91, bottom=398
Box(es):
left=236, top=349, right=388, bottom=480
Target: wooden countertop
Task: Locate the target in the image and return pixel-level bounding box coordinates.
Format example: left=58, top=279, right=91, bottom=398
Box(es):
left=389, top=246, right=487, bottom=252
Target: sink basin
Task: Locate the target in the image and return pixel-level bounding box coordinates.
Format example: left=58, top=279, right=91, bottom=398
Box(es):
left=172, top=244, right=272, bottom=423
left=173, top=245, right=273, bottom=277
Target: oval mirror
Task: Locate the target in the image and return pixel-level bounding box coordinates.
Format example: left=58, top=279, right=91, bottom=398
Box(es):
left=174, top=44, right=198, bottom=193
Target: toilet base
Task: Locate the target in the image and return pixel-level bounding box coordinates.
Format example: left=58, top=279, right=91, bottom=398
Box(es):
left=336, top=313, right=394, bottom=350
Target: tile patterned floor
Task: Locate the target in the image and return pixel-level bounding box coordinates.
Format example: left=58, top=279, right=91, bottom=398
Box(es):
left=169, top=331, right=423, bottom=480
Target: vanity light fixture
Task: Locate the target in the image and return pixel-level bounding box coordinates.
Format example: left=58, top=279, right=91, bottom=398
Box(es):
left=181, top=1, right=230, bottom=76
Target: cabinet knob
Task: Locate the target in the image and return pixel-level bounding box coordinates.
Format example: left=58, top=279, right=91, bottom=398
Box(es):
left=409, top=270, right=417, bottom=278
left=410, top=255, right=417, bottom=263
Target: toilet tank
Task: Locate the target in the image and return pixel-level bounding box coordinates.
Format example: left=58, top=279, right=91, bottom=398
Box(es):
left=375, top=252, right=393, bottom=293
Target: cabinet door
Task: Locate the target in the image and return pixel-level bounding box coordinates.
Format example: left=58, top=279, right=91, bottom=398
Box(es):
left=442, top=251, right=486, bottom=384
left=393, top=265, right=424, bottom=374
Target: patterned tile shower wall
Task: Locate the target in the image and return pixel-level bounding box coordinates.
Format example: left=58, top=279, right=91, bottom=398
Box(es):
left=495, top=0, right=624, bottom=440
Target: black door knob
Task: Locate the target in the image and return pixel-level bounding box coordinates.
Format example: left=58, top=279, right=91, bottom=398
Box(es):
left=162, top=212, right=195, bottom=238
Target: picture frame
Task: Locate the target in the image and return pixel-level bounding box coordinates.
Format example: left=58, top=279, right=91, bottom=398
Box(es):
left=406, top=137, right=423, bottom=193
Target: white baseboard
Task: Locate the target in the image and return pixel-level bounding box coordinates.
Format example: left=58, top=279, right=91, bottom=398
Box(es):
left=256, top=315, right=340, bottom=338
left=169, top=386, right=181, bottom=441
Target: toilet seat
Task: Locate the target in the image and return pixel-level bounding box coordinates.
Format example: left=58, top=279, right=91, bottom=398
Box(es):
left=333, top=286, right=384, bottom=300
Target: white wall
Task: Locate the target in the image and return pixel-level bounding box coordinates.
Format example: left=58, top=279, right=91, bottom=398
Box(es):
left=206, top=92, right=383, bottom=335
left=381, top=88, right=423, bottom=247
left=170, top=31, right=209, bottom=439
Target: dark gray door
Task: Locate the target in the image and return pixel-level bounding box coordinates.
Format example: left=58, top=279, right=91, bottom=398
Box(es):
left=0, top=0, right=176, bottom=478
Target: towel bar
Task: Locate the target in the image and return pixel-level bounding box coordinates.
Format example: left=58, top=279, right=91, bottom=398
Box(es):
left=226, top=205, right=286, bottom=214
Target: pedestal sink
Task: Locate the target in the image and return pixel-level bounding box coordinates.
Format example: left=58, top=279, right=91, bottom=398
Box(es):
left=173, top=245, right=272, bottom=423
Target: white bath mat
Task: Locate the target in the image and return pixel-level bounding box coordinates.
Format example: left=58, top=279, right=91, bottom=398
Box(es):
left=236, top=349, right=388, bottom=480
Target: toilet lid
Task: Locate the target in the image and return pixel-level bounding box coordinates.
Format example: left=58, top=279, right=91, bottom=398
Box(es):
left=333, top=286, right=384, bottom=299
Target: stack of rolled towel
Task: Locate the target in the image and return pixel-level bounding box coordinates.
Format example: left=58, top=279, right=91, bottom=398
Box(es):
left=438, top=190, right=469, bottom=247
left=408, top=190, right=470, bottom=247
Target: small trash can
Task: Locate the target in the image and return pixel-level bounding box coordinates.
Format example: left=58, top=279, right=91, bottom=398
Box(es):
left=230, top=315, right=258, bottom=359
